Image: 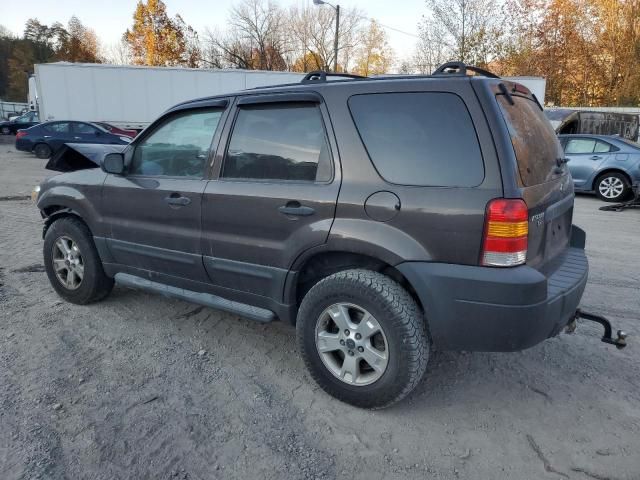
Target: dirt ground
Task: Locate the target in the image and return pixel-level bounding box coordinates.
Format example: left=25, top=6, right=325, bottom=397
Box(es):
left=0, top=135, right=639, bottom=480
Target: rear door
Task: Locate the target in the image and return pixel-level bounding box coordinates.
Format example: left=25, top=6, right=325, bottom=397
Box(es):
left=42, top=122, right=73, bottom=152
left=201, top=93, right=340, bottom=298
left=495, top=87, right=574, bottom=269
left=563, top=137, right=611, bottom=188
left=102, top=105, right=227, bottom=281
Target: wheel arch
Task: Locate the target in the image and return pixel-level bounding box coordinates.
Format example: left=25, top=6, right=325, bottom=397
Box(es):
left=285, top=250, right=425, bottom=322
left=41, top=206, right=90, bottom=239
left=591, top=168, right=631, bottom=191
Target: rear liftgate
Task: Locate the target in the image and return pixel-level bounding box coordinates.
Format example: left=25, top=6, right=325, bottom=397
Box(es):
left=567, top=309, right=628, bottom=349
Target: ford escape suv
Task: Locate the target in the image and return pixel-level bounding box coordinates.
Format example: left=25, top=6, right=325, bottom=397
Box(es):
left=36, top=63, right=604, bottom=408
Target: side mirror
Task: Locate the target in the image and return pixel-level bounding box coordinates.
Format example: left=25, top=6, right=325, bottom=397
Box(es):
left=102, top=153, right=124, bottom=175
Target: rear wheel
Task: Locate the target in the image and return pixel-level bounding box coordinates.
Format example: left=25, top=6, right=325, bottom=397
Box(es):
left=33, top=143, right=52, bottom=159
left=44, top=217, right=114, bottom=304
left=595, top=172, right=630, bottom=202
left=1, top=126, right=10, bottom=135
left=297, top=269, right=429, bottom=409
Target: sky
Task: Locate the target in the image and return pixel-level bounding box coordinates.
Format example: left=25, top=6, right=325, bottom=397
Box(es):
left=0, top=0, right=425, bottom=62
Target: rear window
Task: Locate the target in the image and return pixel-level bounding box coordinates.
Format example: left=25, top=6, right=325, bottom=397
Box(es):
left=497, top=94, right=563, bottom=186
left=348, top=92, right=484, bottom=187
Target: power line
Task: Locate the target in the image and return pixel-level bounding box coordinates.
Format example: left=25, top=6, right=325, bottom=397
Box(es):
left=353, top=13, right=420, bottom=39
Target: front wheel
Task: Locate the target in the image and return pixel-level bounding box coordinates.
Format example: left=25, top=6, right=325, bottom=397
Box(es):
left=44, top=217, right=114, bottom=304
left=1, top=126, right=10, bottom=135
left=595, top=172, right=630, bottom=202
left=297, top=269, right=429, bottom=409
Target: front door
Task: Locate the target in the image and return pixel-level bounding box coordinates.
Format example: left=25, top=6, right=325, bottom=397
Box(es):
left=564, top=137, right=611, bottom=188
left=202, top=94, right=340, bottom=299
left=102, top=106, right=226, bottom=282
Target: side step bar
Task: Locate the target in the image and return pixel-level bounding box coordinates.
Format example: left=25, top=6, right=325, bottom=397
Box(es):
left=114, top=273, right=276, bottom=323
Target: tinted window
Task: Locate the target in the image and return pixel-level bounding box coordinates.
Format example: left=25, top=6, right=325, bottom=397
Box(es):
left=565, top=138, right=596, bottom=154
left=222, top=104, right=331, bottom=182
left=130, top=109, right=222, bottom=177
left=497, top=95, right=563, bottom=186
left=44, top=122, right=70, bottom=133
left=348, top=93, right=484, bottom=186
left=74, top=123, right=99, bottom=134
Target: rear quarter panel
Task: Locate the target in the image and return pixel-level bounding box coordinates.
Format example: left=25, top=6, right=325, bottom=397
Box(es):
left=323, top=78, right=503, bottom=266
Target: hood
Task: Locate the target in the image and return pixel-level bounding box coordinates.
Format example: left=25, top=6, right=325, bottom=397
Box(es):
left=45, top=143, right=127, bottom=172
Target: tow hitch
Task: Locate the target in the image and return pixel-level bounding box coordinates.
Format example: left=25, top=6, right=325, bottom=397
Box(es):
left=566, top=309, right=628, bottom=349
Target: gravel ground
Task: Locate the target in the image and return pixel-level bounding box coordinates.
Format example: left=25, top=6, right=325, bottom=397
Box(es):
left=1, top=135, right=639, bottom=480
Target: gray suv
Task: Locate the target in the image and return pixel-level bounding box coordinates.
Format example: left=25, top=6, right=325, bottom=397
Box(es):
left=36, top=64, right=593, bottom=408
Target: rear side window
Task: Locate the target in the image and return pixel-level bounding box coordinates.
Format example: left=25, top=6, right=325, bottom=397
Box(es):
left=44, top=122, right=69, bottom=133
left=222, top=104, right=332, bottom=182
left=348, top=92, right=484, bottom=187
left=497, top=94, right=563, bottom=186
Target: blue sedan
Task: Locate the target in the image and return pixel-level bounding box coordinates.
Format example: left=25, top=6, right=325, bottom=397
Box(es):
left=559, top=134, right=640, bottom=202
left=15, top=121, right=131, bottom=159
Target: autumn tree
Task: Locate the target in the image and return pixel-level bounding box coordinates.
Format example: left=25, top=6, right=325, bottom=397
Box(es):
left=353, top=20, right=394, bottom=76
left=422, top=0, right=502, bottom=67
left=204, top=0, right=288, bottom=70
left=287, top=4, right=363, bottom=72
left=56, top=16, right=101, bottom=63
left=124, top=0, right=200, bottom=66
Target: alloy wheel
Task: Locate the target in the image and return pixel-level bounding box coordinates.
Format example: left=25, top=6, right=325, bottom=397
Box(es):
left=598, top=176, right=625, bottom=199
left=52, top=236, right=84, bottom=290
left=315, top=303, right=389, bottom=386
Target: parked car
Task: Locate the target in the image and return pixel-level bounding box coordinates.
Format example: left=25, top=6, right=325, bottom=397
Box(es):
left=36, top=64, right=599, bottom=408
left=16, top=121, right=131, bottom=159
left=94, top=122, right=138, bottom=138
left=0, top=110, right=40, bottom=134
left=559, top=134, right=640, bottom=202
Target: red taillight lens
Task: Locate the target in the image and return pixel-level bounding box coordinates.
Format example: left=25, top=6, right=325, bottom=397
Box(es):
left=481, top=198, right=528, bottom=267
left=16, top=131, right=27, bottom=139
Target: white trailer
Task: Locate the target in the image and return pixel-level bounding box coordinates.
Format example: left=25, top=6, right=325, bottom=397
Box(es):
left=504, top=76, right=547, bottom=105
left=33, top=63, right=304, bottom=130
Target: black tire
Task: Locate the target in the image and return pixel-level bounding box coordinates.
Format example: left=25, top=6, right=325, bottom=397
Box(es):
left=44, top=216, right=114, bottom=304
left=1, top=126, right=10, bottom=135
left=594, top=172, right=631, bottom=202
left=33, top=143, right=52, bottom=159
left=297, top=269, right=429, bottom=409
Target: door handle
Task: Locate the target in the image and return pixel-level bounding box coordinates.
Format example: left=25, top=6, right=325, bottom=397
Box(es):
left=164, top=193, right=191, bottom=206
left=278, top=201, right=315, bottom=217
left=591, top=155, right=602, bottom=160
left=73, top=136, right=81, bottom=140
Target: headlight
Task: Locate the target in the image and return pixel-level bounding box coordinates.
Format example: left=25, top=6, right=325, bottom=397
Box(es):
left=119, top=136, right=132, bottom=142
left=31, top=184, right=41, bottom=202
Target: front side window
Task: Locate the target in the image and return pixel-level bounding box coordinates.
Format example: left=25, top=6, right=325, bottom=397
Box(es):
left=44, top=122, right=70, bottom=133
left=565, top=138, right=596, bottom=154
left=130, top=109, right=223, bottom=177
left=349, top=92, right=484, bottom=187
left=222, top=103, right=332, bottom=182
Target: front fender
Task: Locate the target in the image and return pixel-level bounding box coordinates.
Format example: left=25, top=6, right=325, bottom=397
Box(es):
left=37, top=172, right=107, bottom=237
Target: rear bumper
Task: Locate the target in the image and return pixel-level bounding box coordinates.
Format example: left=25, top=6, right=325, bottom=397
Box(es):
left=15, top=139, right=32, bottom=151
left=397, top=229, right=588, bottom=352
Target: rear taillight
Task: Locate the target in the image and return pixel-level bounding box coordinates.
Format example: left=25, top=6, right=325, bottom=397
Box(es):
left=16, top=131, right=27, bottom=139
left=481, top=198, right=528, bottom=267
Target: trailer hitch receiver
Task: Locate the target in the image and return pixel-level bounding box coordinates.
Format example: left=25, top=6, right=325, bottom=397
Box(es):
left=567, top=309, right=627, bottom=349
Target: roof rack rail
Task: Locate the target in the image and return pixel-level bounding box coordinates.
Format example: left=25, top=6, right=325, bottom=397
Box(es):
left=301, top=70, right=367, bottom=84
left=432, top=61, right=500, bottom=79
